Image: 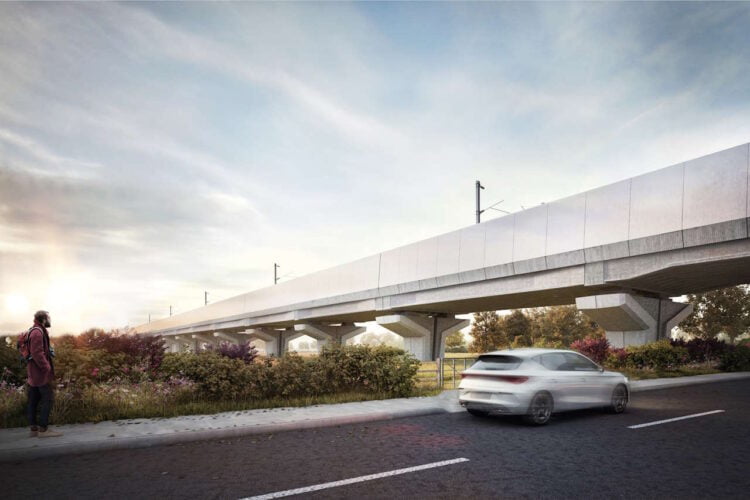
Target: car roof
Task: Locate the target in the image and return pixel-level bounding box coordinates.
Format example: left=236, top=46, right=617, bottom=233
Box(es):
left=479, top=348, right=578, bottom=358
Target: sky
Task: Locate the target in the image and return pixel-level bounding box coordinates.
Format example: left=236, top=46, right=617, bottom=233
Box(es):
left=1, top=2, right=750, bottom=335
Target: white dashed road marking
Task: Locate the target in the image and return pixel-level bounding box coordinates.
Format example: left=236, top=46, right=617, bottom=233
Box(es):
left=240, top=457, right=471, bottom=499
left=628, top=410, right=725, bottom=429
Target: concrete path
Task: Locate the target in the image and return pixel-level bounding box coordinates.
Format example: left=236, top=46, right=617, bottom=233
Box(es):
left=1, top=372, right=748, bottom=462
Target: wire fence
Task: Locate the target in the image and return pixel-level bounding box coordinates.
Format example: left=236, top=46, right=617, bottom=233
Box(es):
left=417, top=356, right=478, bottom=389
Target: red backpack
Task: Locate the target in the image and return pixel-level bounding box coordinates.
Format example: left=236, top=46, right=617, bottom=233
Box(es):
left=17, top=326, right=42, bottom=366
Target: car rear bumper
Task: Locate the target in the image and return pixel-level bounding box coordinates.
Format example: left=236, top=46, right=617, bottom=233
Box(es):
left=458, top=390, right=531, bottom=415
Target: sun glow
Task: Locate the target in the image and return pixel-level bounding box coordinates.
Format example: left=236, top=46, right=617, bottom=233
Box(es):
left=4, top=293, right=30, bottom=315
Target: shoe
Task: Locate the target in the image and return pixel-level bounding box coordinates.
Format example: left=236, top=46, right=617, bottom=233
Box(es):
left=37, top=428, right=63, bottom=438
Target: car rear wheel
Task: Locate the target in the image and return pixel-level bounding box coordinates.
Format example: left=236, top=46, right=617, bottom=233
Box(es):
left=467, top=408, right=489, bottom=417
left=523, top=392, right=553, bottom=425
left=608, top=384, right=628, bottom=414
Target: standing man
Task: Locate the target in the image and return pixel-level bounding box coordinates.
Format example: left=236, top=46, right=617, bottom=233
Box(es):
left=27, top=310, right=62, bottom=437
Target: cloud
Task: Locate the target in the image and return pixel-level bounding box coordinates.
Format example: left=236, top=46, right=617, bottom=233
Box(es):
left=1, top=2, right=749, bottom=333
left=0, top=128, right=102, bottom=178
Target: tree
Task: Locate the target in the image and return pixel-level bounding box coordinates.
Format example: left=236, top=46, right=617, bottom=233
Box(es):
left=445, top=329, right=467, bottom=353
left=528, top=306, right=604, bottom=347
left=468, top=311, right=507, bottom=353
left=505, top=310, right=532, bottom=347
left=357, top=331, right=404, bottom=349
left=682, top=285, right=750, bottom=343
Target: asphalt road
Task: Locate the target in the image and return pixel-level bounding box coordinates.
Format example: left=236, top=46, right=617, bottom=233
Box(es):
left=5, top=380, right=749, bottom=499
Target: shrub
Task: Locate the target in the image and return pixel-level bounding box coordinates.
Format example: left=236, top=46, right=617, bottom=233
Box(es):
left=159, top=344, right=421, bottom=401
left=718, top=345, right=750, bottom=372
left=205, top=341, right=258, bottom=364
left=604, top=347, right=629, bottom=369
left=670, top=338, right=729, bottom=363
left=317, top=344, right=421, bottom=397
left=159, top=352, right=253, bottom=400
left=0, top=342, right=25, bottom=386
left=52, top=345, right=154, bottom=386
left=74, top=329, right=166, bottom=373
left=625, top=340, right=688, bottom=370
left=571, top=336, right=611, bottom=364
left=0, top=380, right=25, bottom=427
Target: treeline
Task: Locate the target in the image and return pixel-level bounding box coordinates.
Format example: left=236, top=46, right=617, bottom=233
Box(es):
left=451, top=285, right=750, bottom=354
left=459, top=306, right=604, bottom=353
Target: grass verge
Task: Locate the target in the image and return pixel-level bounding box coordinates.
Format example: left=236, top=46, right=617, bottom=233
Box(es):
left=1, top=386, right=441, bottom=429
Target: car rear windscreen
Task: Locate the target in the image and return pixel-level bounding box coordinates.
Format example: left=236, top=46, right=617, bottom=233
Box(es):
left=470, top=355, right=523, bottom=371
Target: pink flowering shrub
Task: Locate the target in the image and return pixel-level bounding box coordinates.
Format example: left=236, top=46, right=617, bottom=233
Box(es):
left=571, top=336, right=611, bottom=364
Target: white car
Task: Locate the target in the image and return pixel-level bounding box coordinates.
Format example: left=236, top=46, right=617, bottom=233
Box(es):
left=458, top=348, right=630, bottom=425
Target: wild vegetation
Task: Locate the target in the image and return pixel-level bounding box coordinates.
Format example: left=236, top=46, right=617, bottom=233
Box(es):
left=0, top=330, right=422, bottom=428
left=2, top=286, right=748, bottom=426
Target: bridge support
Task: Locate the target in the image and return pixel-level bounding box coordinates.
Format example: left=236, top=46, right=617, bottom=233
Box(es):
left=191, top=334, right=218, bottom=351
left=163, top=337, right=182, bottom=353
left=375, top=313, right=469, bottom=361
left=293, top=323, right=365, bottom=350
left=213, top=331, right=246, bottom=344
left=172, top=335, right=202, bottom=353
left=576, top=293, right=693, bottom=348
left=246, top=327, right=295, bottom=357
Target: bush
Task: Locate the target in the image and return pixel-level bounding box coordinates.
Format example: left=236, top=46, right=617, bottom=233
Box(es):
left=317, top=344, right=421, bottom=397
left=0, top=380, right=25, bottom=427
left=604, top=347, right=629, bottom=369
left=0, top=342, right=25, bottom=386
left=205, top=341, right=258, bottom=364
left=625, top=340, right=688, bottom=370
left=160, top=352, right=253, bottom=400
left=571, top=336, right=611, bottom=364
left=718, top=345, right=750, bottom=372
left=671, top=338, right=729, bottom=363
left=159, top=344, right=421, bottom=401
left=73, top=329, right=166, bottom=373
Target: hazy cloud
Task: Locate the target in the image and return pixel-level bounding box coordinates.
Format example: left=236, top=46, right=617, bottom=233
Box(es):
left=1, top=2, right=749, bottom=333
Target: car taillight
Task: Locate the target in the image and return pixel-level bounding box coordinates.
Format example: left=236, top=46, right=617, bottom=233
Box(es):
left=500, top=376, right=529, bottom=384
left=460, top=374, right=529, bottom=384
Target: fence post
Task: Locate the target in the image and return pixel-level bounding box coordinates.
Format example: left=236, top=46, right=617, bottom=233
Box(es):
left=452, top=359, right=457, bottom=389
left=437, top=358, right=443, bottom=388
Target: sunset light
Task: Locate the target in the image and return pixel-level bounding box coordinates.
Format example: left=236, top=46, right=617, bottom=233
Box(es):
left=3, top=293, right=29, bottom=316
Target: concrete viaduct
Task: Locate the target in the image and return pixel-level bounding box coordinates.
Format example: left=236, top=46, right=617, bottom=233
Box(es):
left=136, top=143, right=750, bottom=360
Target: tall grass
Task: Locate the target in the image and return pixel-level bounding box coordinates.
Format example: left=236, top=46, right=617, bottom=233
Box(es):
left=1, top=380, right=439, bottom=429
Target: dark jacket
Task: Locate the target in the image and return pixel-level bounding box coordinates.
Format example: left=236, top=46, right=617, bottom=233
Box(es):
left=26, top=322, right=54, bottom=387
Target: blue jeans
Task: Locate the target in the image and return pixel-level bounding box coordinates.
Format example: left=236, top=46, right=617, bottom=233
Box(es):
left=27, top=384, right=54, bottom=429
